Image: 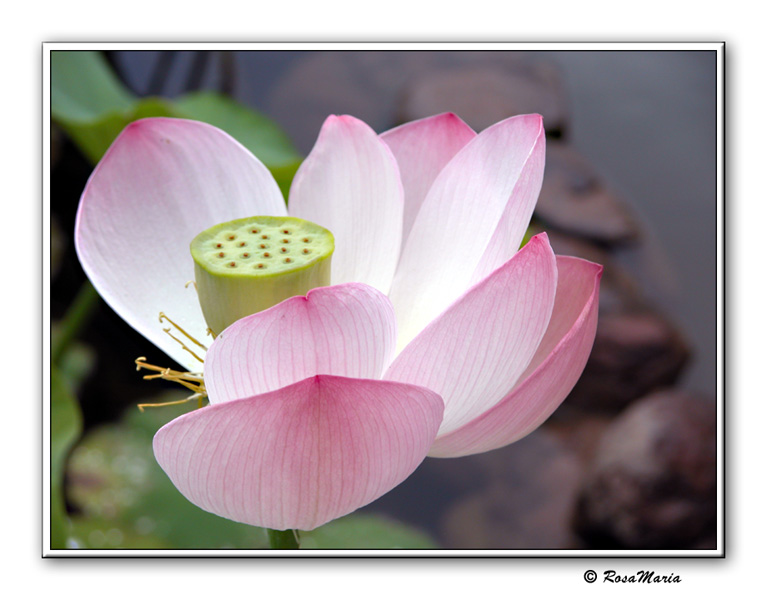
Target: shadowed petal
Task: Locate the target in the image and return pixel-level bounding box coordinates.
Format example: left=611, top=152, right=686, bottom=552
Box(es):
left=204, top=283, right=397, bottom=404
left=430, top=257, right=602, bottom=457
left=75, top=118, right=287, bottom=371
left=380, top=113, right=475, bottom=251
left=385, top=234, right=557, bottom=436
left=388, top=114, right=546, bottom=348
left=153, top=375, right=444, bottom=531
left=288, top=115, right=404, bottom=294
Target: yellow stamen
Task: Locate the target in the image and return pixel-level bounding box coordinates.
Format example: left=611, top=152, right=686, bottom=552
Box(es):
left=159, top=312, right=208, bottom=351
left=157, top=312, right=209, bottom=363
left=135, top=357, right=207, bottom=411
left=161, top=327, right=205, bottom=364
left=137, top=393, right=204, bottom=412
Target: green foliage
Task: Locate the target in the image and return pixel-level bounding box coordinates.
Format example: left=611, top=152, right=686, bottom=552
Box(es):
left=50, top=50, right=302, bottom=198
left=61, top=98, right=178, bottom=165
left=50, top=281, right=98, bottom=549
left=67, top=397, right=268, bottom=550
left=56, top=340, right=95, bottom=394
left=174, top=92, right=302, bottom=199
left=51, top=51, right=170, bottom=164
left=51, top=51, right=134, bottom=121
left=50, top=366, right=84, bottom=549
left=301, top=514, right=438, bottom=549
left=65, top=396, right=439, bottom=550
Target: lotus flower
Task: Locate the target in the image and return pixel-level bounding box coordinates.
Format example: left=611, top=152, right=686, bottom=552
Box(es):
left=75, top=113, right=601, bottom=531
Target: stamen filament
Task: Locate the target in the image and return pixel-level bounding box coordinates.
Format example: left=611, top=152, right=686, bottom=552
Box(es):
left=144, top=367, right=203, bottom=394
left=159, top=312, right=208, bottom=351
left=137, top=393, right=204, bottom=412
left=135, top=357, right=207, bottom=411
left=162, top=327, right=205, bottom=364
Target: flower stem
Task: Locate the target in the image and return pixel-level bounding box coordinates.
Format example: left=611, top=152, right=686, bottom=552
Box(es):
left=267, top=528, right=300, bottom=549
left=52, top=281, right=100, bottom=365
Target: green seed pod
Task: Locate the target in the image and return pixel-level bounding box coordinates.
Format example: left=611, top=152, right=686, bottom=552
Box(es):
left=190, top=216, right=334, bottom=335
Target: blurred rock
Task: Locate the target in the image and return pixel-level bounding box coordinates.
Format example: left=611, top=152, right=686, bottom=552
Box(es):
left=266, top=51, right=569, bottom=153
left=399, top=62, right=568, bottom=135
left=545, top=229, right=691, bottom=413
left=439, top=429, right=582, bottom=549
left=566, top=310, right=690, bottom=412
left=536, top=143, right=641, bottom=246
left=545, top=229, right=644, bottom=315
left=266, top=52, right=414, bottom=152
left=544, top=415, right=613, bottom=465
left=574, top=390, right=717, bottom=549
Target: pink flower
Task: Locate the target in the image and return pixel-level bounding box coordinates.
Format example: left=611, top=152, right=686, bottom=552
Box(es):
left=76, top=113, right=601, bottom=531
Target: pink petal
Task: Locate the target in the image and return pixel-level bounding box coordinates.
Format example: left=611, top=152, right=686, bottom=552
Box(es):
left=468, top=130, right=546, bottom=285
left=384, top=234, right=557, bottom=437
left=153, top=374, right=444, bottom=531
left=204, top=283, right=397, bottom=405
left=288, top=115, right=404, bottom=294
left=75, top=118, right=287, bottom=371
left=430, top=256, right=602, bottom=457
left=380, top=113, right=475, bottom=251
left=388, top=114, right=546, bottom=349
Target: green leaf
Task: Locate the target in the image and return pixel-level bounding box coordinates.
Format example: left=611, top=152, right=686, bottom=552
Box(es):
left=66, top=397, right=437, bottom=550
left=51, top=52, right=303, bottom=196
left=51, top=51, right=135, bottom=122
left=51, top=281, right=100, bottom=367
left=174, top=91, right=301, bottom=167
left=50, top=366, right=84, bottom=549
left=50, top=50, right=144, bottom=164
left=174, top=91, right=302, bottom=199
left=57, top=340, right=95, bottom=394
left=301, top=514, right=439, bottom=549
left=68, top=397, right=267, bottom=549
left=68, top=517, right=167, bottom=550
left=55, top=96, right=179, bottom=165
